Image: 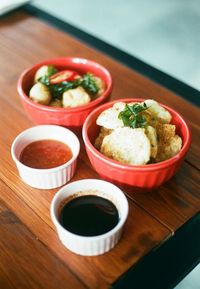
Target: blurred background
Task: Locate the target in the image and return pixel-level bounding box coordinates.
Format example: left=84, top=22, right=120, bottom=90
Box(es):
left=32, top=0, right=200, bottom=91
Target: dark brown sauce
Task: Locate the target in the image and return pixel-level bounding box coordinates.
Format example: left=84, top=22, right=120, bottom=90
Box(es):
left=59, top=195, right=119, bottom=236
left=20, top=139, right=72, bottom=169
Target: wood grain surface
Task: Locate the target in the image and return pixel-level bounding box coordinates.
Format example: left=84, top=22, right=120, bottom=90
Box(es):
left=0, top=10, right=199, bottom=289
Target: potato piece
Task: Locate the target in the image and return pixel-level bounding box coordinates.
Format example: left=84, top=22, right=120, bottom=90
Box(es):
left=49, top=99, right=62, bottom=107
left=96, top=102, right=125, bottom=129
left=155, top=124, right=182, bottom=162
left=62, top=87, right=91, bottom=108
left=144, top=99, right=172, bottom=124
left=100, top=127, right=151, bottom=165
left=29, top=83, right=51, bottom=105
left=94, top=127, right=113, bottom=150
left=145, top=125, right=158, bottom=158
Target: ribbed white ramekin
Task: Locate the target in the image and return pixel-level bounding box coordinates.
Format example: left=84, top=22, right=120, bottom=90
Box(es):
left=50, top=179, right=129, bottom=256
left=11, top=125, right=80, bottom=189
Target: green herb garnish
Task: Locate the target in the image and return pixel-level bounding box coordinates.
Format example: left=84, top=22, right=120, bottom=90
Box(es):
left=38, top=76, right=80, bottom=99
left=39, top=75, right=50, bottom=86
left=47, top=65, right=58, bottom=76
left=48, top=80, right=81, bottom=99
left=38, top=72, right=99, bottom=99
left=81, top=73, right=99, bottom=95
left=118, top=103, right=148, bottom=128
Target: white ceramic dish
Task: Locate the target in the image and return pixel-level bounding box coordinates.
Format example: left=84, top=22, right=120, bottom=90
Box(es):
left=50, top=179, right=129, bottom=256
left=11, top=125, right=80, bottom=189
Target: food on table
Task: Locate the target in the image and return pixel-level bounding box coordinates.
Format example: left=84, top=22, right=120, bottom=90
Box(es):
left=29, top=65, right=105, bottom=107
left=100, top=127, right=151, bottom=165
left=29, top=82, right=51, bottom=105
left=92, top=75, right=105, bottom=96
left=62, top=87, right=90, bottom=108
left=96, top=102, right=125, bottom=129
left=144, top=125, right=158, bottom=159
left=155, top=123, right=182, bottom=162
left=34, top=65, right=57, bottom=82
left=20, top=139, right=72, bottom=169
left=49, top=70, right=79, bottom=84
left=94, top=127, right=112, bottom=150
left=95, top=99, right=182, bottom=165
left=49, top=99, right=62, bottom=107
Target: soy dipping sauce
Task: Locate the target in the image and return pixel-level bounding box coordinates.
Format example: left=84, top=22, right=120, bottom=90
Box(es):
left=59, top=195, right=119, bottom=236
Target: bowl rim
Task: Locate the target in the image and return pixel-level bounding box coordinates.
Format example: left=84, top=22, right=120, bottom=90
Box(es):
left=11, top=124, right=80, bottom=173
left=50, top=179, right=129, bottom=241
left=82, top=98, right=191, bottom=171
left=17, top=57, right=112, bottom=113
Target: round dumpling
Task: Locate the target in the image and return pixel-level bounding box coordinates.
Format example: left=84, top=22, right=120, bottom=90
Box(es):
left=34, top=65, right=56, bottom=82
left=62, top=87, right=91, bottom=108
left=29, top=83, right=51, bottom=105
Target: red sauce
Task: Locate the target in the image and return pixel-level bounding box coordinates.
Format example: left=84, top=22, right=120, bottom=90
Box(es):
left=20, top=140, right=72, bottom=169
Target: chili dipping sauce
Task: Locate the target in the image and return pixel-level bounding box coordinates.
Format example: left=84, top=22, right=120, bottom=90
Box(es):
left=20, top=140, right=72, bottom=169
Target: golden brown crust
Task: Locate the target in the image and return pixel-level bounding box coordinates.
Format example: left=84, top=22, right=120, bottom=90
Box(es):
left=155, top=124, right=182, bottom=162
left=95, top=100, right=182, bottom=164
left=94, top=127, right=112, bottom=150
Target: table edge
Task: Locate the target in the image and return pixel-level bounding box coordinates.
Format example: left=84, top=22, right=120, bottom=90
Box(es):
left=112, top=211, right=200, bottom=289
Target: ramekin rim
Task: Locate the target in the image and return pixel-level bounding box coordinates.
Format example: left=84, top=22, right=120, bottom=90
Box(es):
left=50, top=179, right=129, bottom=240
left=11, top=124, right=80, bottom=173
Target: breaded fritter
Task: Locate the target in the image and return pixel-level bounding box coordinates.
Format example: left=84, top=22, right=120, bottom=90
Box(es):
left=96, top=102, right=125, bottom=129
left=100, top=127, right=151, bottom=165
left=94, top=127, right=112, bottom=150
left=95, top=100, right=182, bottom=164
left=145, top=125, right=158, bottom=158
left=155, top=124, right=182, bottom=162
left=144, top=99, right=172, bottom=124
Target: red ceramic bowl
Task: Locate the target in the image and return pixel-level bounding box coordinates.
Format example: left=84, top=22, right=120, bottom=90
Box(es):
left=17, top=57, right=112, bottom=128
left=82, top=98, right=191, bottom=192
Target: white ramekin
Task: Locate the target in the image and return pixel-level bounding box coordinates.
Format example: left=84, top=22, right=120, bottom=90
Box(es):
left=50, top=179, right=129, bottom=256
left=11, top=125, right=80, bottom=189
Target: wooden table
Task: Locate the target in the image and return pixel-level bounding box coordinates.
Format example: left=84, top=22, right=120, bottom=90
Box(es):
left=0, top=5, right=199, bottom=289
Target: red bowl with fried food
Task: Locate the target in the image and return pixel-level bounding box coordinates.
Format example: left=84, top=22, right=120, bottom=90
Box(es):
left=17, top=57, right=112, bottom=128
left=82, top=98, right=191, bottom=192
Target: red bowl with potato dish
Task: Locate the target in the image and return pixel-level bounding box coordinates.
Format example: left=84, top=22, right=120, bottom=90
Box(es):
left=17, top=57, right=112, bottom=128
left=82, top=98, right=191, bottom=192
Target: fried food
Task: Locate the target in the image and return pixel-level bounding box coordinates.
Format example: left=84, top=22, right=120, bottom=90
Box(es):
left=93, top=76, right=105, bottom=96
left=155, top=124, right=182, bottom=162
left=94, top=127, right=112, bottom=150
left=144, top=99, right=172, bottom=124
left=95, top=100, right=182, bottom=165
left=62, top=86, right=91, bottom=108
left=100, top=127, right=151, bottom=165
left=29, top=83, right=51, bottom=105
left=96, top=102, right=125, bottom=129
left=145, top=125, right=158, bottom=158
